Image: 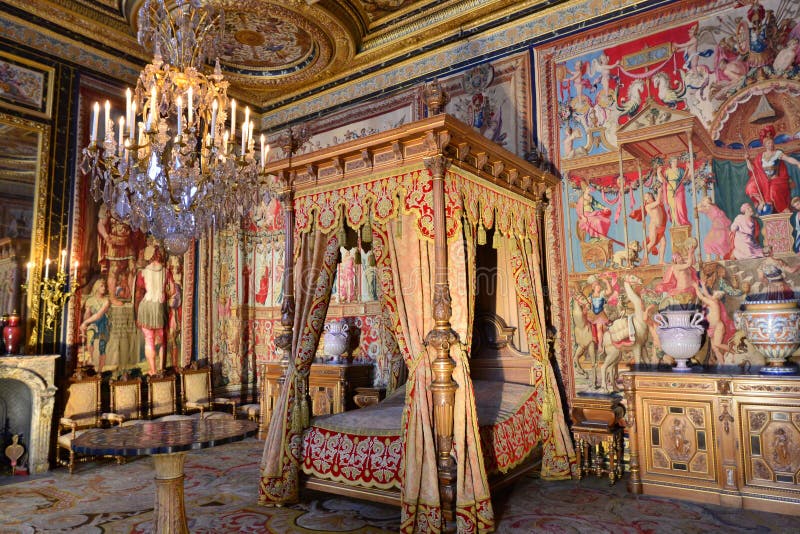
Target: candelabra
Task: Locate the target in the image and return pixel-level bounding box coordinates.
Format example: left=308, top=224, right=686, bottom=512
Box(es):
left=23, top=253, right=78, bottom=332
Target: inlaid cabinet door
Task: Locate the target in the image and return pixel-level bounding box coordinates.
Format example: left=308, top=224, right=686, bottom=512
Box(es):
left=740, top=404, right=800, bottom=491
left=640, top=398, right=717, bottom=483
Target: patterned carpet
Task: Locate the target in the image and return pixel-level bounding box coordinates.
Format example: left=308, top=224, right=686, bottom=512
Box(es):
left=1, top=438, right=798, bottom=533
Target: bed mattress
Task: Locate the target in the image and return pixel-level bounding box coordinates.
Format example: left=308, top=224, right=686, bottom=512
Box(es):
left=301, top=379, right=543, bottom=489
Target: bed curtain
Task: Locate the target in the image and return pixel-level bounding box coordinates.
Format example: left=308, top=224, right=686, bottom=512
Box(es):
left=373, top=210, right=493, bottom=532
left=259, top=228, right=340, bottom=504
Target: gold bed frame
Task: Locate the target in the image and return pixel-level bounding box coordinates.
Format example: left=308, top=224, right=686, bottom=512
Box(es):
left=302, top=312, right=546, bottom=506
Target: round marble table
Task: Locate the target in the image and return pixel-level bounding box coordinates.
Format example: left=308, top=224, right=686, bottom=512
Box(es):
left=72, top=418, right=257, bottom=533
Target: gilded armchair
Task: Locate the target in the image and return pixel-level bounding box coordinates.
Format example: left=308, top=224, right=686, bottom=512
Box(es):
left=147, top=373, right=177, bottom=419
left=56, top=372, right=102, bottom=473
left=178, top=364, right=236, bottom=417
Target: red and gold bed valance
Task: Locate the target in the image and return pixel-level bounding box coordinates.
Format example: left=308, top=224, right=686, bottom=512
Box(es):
left=294, top=165, right=544, bottom=241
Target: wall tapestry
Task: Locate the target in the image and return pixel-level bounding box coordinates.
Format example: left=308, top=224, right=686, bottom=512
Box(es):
left=67, top=83, right=195, bottom=377
left=536, top=0, right=800, bottom=397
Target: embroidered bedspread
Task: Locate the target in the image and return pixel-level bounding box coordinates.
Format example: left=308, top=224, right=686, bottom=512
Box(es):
left=301, top=380, right=542, bottom=489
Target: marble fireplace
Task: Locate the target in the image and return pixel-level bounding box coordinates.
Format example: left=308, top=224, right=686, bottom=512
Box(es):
left=0, top=355, right=58, bottom=474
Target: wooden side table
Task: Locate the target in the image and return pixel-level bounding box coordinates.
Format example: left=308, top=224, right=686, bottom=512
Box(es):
left=259, top=362, right=373, bottom=435
left=571, top=401, right=625, bottom=485
left=353, top=386, right=386, bottom=408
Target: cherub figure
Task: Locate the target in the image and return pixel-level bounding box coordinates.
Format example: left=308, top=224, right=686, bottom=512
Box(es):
left=694, top=282, right=736, bottom=365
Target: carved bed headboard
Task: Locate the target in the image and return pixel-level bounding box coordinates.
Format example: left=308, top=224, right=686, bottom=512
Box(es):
left=469, top=312, right=539, bottom=385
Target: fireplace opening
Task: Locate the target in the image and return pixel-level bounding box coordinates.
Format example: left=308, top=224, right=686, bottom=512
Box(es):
left=0, top=378, right=32, bottom=472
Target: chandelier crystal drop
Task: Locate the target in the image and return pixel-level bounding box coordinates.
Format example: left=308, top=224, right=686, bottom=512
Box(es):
left=80, top=0, right=269, bottom=256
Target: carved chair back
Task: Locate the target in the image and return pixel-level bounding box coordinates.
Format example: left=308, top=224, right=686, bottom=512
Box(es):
left=179, top=366, right=213, bottom=411
left=109, top=376, right=143, bottom=421
left=62, top=374, right=102, bottom=428
left=147, top=374, right=177, bottom=419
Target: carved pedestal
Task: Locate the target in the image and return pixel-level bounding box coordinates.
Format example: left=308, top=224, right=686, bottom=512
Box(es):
left=623, top=368, right=800, bottom=514
left=152, top=452, right=188, bottom=534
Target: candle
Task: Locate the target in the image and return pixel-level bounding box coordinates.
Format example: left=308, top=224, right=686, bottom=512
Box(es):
left=91, top=102, right=99, bottom=142
left=244, top=106, right=250, bottom=143
left=26, top=262, right=33, bottom=285
left=130, top=102, right=137, bottom=140
left=249, top=122, right=255, bottom=152
left=60, top=249, right=66, bottom=273
left=44, top=258, right=51, bottom=279
left=230, top=99, right=236, bottom=143
left=187, top=87, right=193, bottom=126
left=210, top=99, right=218, bottom=141
left=104, top=100, right=111, bottom=138
left=118, top=116, right=125, bottom=156
left=176, top=95, right=183, bottom=133
left=150, top=85, right=157, bottom=130
left=125, top=88, right=132, bottom=132
left=264, top=143, right=270, bottom=170
left=241, top=120, right=248, bottom=154
left=72, top=260, right=79, bottom=281
left=260, top=134, right=266, bottom=169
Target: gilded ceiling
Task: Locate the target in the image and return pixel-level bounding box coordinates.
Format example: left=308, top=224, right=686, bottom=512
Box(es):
left=5, top=0, right=541, bottom=111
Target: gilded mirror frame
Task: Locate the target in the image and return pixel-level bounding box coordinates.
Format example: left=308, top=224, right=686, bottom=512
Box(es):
left=0, top=111, right=51, bottom=351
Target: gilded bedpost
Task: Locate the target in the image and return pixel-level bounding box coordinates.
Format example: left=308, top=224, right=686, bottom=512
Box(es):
left=424, top=153, right=458, bottom=531
left=260, top=170, right=296, bottom=439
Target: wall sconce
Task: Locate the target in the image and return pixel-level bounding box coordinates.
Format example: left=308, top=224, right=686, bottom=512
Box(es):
left=23, top=250, right=78, bottom=331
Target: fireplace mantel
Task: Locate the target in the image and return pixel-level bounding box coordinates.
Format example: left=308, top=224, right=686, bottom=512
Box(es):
left=0, top=354, right=59, bottom=474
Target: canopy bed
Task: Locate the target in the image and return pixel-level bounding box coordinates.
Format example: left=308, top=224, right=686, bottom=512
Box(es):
left=258, top=111, right=575, bottom=533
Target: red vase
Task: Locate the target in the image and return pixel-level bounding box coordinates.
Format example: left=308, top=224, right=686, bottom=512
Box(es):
left=4, top=312, right=23, bottom=355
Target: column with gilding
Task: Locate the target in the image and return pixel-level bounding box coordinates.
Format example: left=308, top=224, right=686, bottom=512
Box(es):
left=424, top=154, right=458, bottom=530
left=622, top=373, right=642, bottom=494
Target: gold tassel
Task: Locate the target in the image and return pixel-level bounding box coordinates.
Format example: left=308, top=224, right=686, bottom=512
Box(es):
left=492, top=228, right=501, bottom=249
left=477, top=221, right=487, bottom=245
left=367, top=251, right=376, bottom=267
left=361, top=223, right=373, bottom=243
left=354, top=249, right=362, bottom=265
left=336, top=221, right=346, bottom=247
left=291, top=396, right=302, bottom=432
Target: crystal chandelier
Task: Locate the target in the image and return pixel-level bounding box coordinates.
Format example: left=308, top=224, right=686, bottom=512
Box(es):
left=81, top=0, right=267, bottom=255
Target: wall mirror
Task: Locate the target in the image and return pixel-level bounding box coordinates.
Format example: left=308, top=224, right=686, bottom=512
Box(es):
left=0, top=111, right=50, bottom=342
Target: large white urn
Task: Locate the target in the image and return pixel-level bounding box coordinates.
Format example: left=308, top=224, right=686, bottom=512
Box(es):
left=654, top=309, right=705, bottom=371
left=323, top=321, right=350, bottom=364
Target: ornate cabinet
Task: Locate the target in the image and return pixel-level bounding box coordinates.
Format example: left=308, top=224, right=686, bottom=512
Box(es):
left=623, top=370, right=800, bottom=514
left=260, top=362, right=373, bottom=433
